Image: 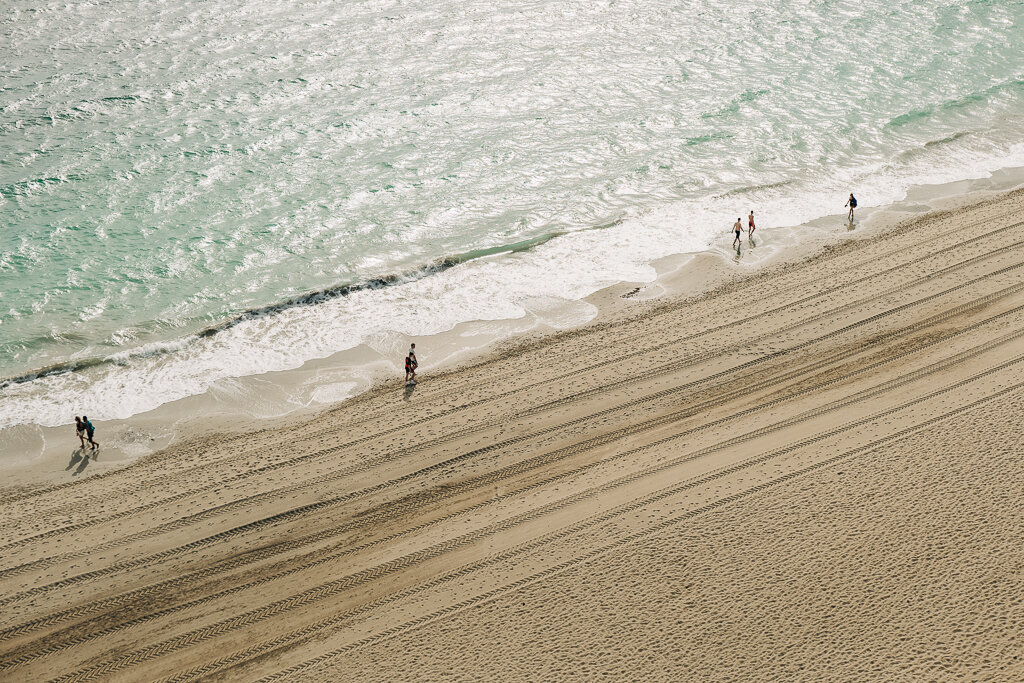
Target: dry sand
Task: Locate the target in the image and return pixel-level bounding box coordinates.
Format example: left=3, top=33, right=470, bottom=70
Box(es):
left=1, top=189, right=1024, bottom=681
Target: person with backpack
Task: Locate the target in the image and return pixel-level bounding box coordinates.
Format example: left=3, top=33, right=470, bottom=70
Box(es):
left=845, top=193, right=858, bottom=221
left=82, top=415, right=99, bottom=452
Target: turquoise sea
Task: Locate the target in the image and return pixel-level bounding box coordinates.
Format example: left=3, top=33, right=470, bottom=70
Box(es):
left=2, top=0, right=1024, bottom=430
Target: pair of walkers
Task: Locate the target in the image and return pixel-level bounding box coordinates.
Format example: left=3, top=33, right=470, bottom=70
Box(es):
left=405, top=343, right=418, bottom=386
left=733, top=210, right=756, bottom=247
left=75, top=415, right=99, bottom=452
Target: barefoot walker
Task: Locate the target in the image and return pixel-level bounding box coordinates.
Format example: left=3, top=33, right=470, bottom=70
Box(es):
left=82, top=415, right=98, bottom=452
left=405, top=353, right=417, bottom=386
left=75, top=416, right=87, bottom=449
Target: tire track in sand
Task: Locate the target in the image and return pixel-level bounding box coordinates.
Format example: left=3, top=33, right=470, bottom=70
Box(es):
left=51, top=376, right=1024, bottom=683
left=2, top=233, right=1021, bottom=558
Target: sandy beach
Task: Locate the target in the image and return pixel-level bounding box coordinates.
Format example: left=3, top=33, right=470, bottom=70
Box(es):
left=2, top=188, right=1024, bottom=681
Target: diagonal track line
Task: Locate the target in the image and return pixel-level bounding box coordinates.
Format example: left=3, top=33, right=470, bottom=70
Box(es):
left=171, top=379, right=1024, bottom=683
left=3, top=266, right=1023, bottom=603
left=4, top=303, right=1020, bottom=653
left=253, top=384, right=1011, bottom=683
left=42, top=359, right=1024, bottom=681
left=4, top=210, right=1020, bottom=516
left=3, top=301, right=1021, bottom=648
left=3, top=237, right=1022, bottom=570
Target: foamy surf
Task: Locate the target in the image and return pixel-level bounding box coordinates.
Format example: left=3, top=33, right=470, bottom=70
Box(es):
left=2, top=0, right=1024, bottom=441
left=5, top=151, right=1024, bottom=433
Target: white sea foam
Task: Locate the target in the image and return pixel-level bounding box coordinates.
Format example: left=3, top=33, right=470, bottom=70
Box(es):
left=4, top=140, right=1024, bottom=430
left=2, top=0, right=1024, bottom=431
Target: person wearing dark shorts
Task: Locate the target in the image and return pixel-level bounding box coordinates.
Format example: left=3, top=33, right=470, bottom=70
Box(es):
left=405, top=354, right=417, bottom=386
left=82, top=415, right=98, bottom=452
left=75, top=416, right=87, bottom=449
left=733, top=218, right=743, bottom=247
left=845, top=193, right=858, bottom=221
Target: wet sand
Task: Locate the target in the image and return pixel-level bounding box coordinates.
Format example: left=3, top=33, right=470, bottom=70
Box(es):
left=1, top=189, right=1023, bottom=681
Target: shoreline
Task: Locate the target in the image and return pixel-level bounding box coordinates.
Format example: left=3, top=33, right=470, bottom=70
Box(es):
left=2, top=186, right=1023, bottom=678
left=3, top=165, right=1024, bottom=487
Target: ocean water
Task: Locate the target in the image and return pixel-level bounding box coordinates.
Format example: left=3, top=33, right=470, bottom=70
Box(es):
left=2, top=0, right=1024, bottom=430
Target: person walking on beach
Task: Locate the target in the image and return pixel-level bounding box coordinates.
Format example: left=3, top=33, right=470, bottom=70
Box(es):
left=733, top=218, right=743, bottom=247
left=75, top=416, right=87, bottom=449
left=82, top=415, right=99, bottom=451
left=405, top=354, right=417, bottom=386
left=845, top=193, right=858, bottom=221
left=748, top=210, right=756, bottom=238
left=409, top=342, right=418, bottom=370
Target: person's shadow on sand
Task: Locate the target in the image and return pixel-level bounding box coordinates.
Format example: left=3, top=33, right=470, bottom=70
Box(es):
left=66, top=447, right=92, bottom=476
left=403, top=383, right=417, bottom=401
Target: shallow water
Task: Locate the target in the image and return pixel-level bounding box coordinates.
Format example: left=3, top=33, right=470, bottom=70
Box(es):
left=2, top=0, right=1024, bottom=429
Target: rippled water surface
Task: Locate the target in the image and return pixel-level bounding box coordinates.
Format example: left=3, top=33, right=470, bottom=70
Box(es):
left=3, top=0, right=1024, bottom=427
